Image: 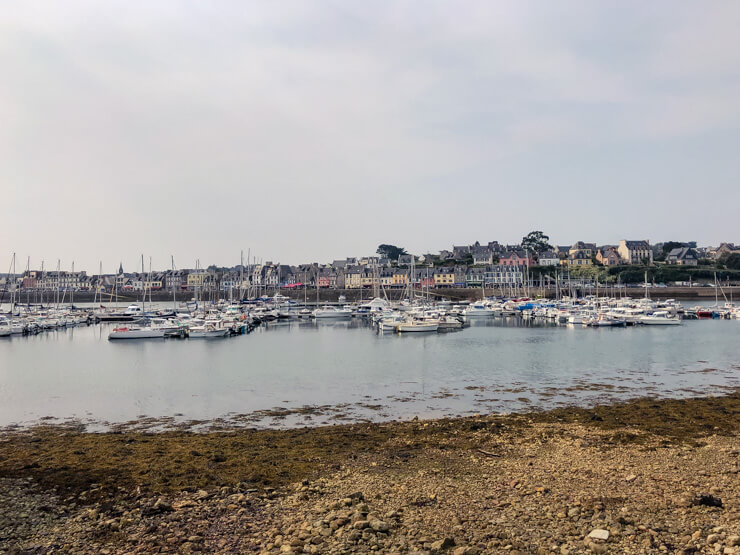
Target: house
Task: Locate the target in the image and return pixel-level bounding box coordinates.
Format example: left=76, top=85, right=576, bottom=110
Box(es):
left=537, top=251, right=560, bottom=266
left=415, top=268, right=435, bottom=288
left=556, top=246, right=570, bottom=259
left=317, top=269, right=336, bottom=288
left=666, top=247, right=699, bottom=266
left=466, top=267, right=486, bottom=287
left=361, top=270, right=376, bottom=289
left=618, top=240, right=653, bottom=265
left=433, top=267, right=455, bottom=287
left=596, top=247, right=621, bottom=267
left=569, top=242, right=597, bottom=257
left=438, top=250, right=453, bottom=261
left=391, top=269, right=409, bottom=287
left=452, top=245, right=470, bottom=261
left=566, top=251, right=592, bottom=267
left=499, top=251, right=534, bottom=267
left=471, top=247, right=493, bottom=265
left=397, top=254, right=414, bottom=266
left=379, top=270, right=394, bottom=287
left=487, top=241, right=504, bottom=255
left=714, top=243, right=740, bottom=260
left=344, top=267, right=363, bottom=289
left=485, top=265, right=524, bottom=286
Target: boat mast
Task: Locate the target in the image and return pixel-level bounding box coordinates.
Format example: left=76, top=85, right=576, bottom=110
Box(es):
left=171, top=256, right=176, bottom=312
left=55, top=259, right=60, bottom=308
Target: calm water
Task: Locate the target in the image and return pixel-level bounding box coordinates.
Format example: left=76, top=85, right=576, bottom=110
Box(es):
left=1, top=305, right=739, bottom=430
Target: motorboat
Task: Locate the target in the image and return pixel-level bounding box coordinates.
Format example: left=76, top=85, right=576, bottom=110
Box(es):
left=639, top=311, right=681, bottom=325
left=397, top=319, right=439, bottom=333
left=312, top=306, right=352, bottom=319
left=437, top=316, right=463, bottom=330
left=108, top=326, right=166, bottom=340
left=463, top=302, right=494, bottom=318
left=188, top=322, right=229, bottom=338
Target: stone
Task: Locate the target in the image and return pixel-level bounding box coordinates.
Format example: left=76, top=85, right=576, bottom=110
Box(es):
left=430, top=537, right=456, bottom=550
left=692, top=494, right=723, bottom=508
left=728, top=536, right=740, bottom=547
left=588, top=529, right=610, bottom=541
left=453, top=548, right=479, bottom=555
left=370, top=519, right=390, bottom=532
left=707, top=534, right=721, bottom=545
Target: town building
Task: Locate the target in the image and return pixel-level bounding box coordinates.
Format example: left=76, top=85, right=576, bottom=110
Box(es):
left=618, top=240, right=653, bottom=265
left=596, top=247, right=621, bottom=267
left=666, top=247, right=699, bottom=266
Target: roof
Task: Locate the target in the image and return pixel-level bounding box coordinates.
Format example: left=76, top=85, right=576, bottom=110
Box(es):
left=668, top=247, right=697, bottom=259
left=623, top=240, right=650, bottom=248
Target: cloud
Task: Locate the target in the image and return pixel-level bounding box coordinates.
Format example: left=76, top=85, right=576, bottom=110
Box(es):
left=1, top=1, right=738, bottom=270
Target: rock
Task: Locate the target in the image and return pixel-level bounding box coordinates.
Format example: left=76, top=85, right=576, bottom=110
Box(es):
left=625, top=474, right=637, bottom=482
left=453, top=548, right=479, bottom=555
left=692, top=494, right=723, bottom=508
left=728, top=536, right=740, bottom=547
left=430, top=537, right=455, bottom=550
left=567, top=508, right=580, bottom=518
left=707, top=534, right=720, bottom=545
left=153, top=498, right=173, bottom=513
left=353, top=520, right=369, bottom=530
left=370, top=519, right=389, bottom=532
left=588, top=529, right=610, bottom=541
left=587, top=543, right=608, bottom=554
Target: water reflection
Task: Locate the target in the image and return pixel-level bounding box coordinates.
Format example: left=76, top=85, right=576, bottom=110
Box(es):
left=0, top=313, right=738, bottom=430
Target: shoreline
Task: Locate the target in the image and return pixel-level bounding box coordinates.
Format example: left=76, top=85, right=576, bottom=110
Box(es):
left=1, top=392, right=738, bottom=553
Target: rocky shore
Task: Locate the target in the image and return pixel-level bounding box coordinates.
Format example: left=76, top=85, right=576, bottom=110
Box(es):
left=1, top=393, right=738, bottom=554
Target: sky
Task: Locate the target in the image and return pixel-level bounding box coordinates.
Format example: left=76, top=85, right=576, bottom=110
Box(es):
left=2, top=1, right=739, bottom=273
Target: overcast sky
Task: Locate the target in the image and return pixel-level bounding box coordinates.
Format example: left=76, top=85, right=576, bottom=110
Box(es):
left=2, top=1, right=739, bottom=272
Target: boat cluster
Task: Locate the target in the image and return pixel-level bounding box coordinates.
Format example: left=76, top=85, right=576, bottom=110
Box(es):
left=270, top=295, right=740, bottom=333
left=2, top=294, right=738, bottom=339
left=104, top=304, right=260, bottom=339
left=0, top=308, right=95, bottom=336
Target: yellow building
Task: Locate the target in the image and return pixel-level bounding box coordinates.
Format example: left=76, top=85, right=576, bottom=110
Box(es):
left=567, top=252, right=592, bottom=266
left=392, top=271, right=409, bottom=286
left=434, top=269, right=455, bottom=286
left=187, top=271, right=207, bottom=289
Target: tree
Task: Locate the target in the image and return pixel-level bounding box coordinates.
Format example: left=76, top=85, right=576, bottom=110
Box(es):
left=376, top=244, right=408, bottom=261
left=725, top=253, right=740, bottom=270
left=521, top=231, right=553, bottom=254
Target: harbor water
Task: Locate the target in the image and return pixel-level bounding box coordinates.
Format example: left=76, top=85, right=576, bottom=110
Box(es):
left=0, top=303, right=738, bottom=430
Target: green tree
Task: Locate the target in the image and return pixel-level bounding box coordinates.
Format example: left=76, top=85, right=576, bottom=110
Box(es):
left=725, top=253, right=740, bottom=270
left=376, top=244, right=408, bottom=261
left=521, top=231, right=553, bottom=254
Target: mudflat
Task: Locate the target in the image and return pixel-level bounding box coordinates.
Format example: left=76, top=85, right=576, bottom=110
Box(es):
left=1, top=392, right=738, bottom=554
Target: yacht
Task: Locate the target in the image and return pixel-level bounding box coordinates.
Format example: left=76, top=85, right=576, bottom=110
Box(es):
left=312, top=306, right=352, bottom=319
left=0, top=318, right=11, bottom=337
left=108, top=326, right=166, bottom=340
left=397, top=320, right=439, bottom=333
left=463, top=302, right=494, bottom=318
left=639, top=311, right=681, bottom=325
left=189, top=323, right=230, bottom=338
